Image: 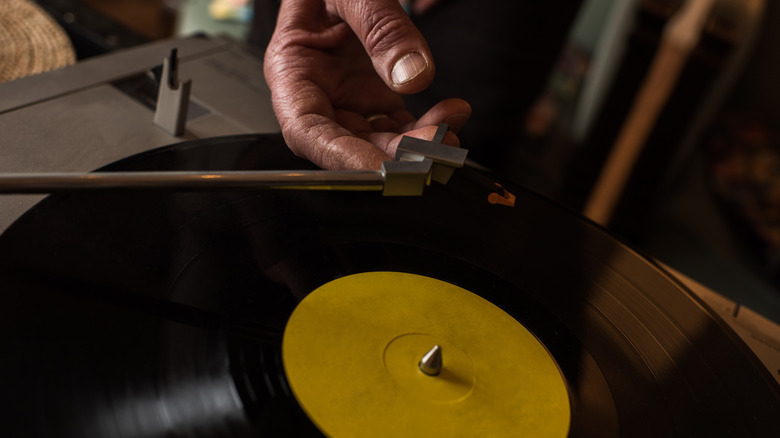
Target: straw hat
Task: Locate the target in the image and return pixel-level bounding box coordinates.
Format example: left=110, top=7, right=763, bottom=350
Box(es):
left=0, top=0, right=76, bottom=82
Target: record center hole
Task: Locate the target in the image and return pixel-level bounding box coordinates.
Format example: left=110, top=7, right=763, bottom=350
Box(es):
left=384, top=334, right=475, bottom=404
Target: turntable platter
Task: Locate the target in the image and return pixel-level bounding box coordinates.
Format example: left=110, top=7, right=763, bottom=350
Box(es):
left=0, top=134, right=777, bottom=437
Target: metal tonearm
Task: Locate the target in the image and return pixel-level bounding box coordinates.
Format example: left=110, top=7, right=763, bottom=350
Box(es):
left=0, top=124, right=467, bottom=197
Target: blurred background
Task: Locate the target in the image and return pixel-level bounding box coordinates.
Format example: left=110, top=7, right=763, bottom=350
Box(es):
left=5, top=0, right=780, bottom=325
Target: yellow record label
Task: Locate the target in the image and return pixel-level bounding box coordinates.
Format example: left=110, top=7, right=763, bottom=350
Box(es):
left=283, top=272, right=570, bottom=437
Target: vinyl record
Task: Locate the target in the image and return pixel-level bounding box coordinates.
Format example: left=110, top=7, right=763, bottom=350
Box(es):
left=0, top=134, right=778, bottom=437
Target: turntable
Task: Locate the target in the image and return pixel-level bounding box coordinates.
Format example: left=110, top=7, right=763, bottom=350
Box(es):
left=1, top=35, right=779, bottom=437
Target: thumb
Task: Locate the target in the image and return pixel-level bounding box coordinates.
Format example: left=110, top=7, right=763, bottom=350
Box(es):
left=332, top=0, right=435, bottom=93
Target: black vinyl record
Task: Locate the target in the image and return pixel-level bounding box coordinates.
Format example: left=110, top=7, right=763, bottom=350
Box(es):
left=0, top=134, right=778, bottom=437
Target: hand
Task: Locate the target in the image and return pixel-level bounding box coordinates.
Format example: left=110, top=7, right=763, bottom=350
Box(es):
left=263, top=0, right=471, bottom=170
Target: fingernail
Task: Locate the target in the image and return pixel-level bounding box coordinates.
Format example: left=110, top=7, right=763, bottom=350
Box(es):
left=392, top=52, right=427, bottom=85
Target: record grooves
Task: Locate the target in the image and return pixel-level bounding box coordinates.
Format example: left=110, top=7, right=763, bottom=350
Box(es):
left=0, top=134, right=778, bottom=437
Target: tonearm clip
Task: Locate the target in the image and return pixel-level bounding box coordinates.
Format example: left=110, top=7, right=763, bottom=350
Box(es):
left=382, top=123, right=467, bottom=196
left=0, top=124, right=467, bottom=197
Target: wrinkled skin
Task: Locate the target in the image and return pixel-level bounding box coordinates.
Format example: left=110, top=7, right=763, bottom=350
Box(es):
left=264, top=0, right=470, bottom=170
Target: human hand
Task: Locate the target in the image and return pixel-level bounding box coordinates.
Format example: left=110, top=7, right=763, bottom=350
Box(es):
left=263, top=0, right=471, bottom=170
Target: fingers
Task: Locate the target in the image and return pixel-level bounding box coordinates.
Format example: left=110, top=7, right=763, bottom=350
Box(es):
left=331, top=107, right=466, bottom=166
left=343, top=99, right=471, bottom=136
left=337, top=98, right=471, bottom=166
left=284, top=108, right=466, bottom=171
left=377, top=125, right=461, bottom=158
left=339, top=99, right=470, bottom=141
left=410, top=98, right=472, bottom=133
left=367, top=114, right=397, bottom=132
left=366, top=109, right=415, bottom=132
left=263, top=0, right=465, bottom=171
left=336, top=110, right=404, bottom=135
left=330, top=0, right=435, bottom=93
left=286, top=113, right=393, bottom=170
